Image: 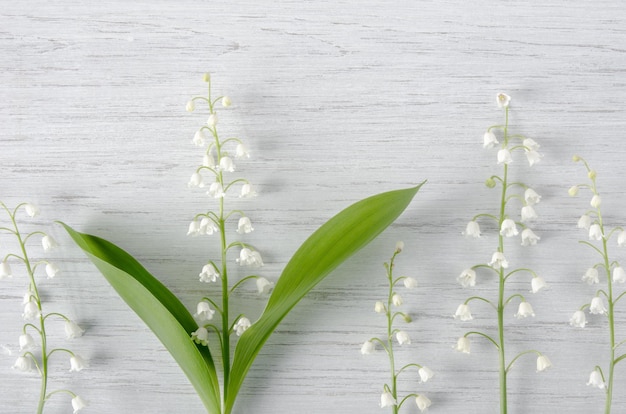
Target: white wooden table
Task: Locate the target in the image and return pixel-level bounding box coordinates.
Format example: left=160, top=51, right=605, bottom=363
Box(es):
left=2, top=1, right=626, bottom=413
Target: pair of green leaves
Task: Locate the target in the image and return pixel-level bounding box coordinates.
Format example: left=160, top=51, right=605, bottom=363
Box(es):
left=62, top=184, right=422, bottom=413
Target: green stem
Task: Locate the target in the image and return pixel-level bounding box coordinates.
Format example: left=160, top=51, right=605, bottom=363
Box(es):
left=385, top=253, right=399, bottom=414
left=497, top=107, right=510, bottom=414
left=9, top=210, right=48, bottom=413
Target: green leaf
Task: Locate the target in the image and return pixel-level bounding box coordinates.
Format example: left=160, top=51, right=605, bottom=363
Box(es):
left=61, top=223, right=222, bottom=414
left=225, top=184, right=423, bottom=413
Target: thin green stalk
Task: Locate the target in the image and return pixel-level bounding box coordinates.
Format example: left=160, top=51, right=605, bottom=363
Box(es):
left=385, top=255, right=399, bottom=414
left=10, top=210, right=48, bottom=413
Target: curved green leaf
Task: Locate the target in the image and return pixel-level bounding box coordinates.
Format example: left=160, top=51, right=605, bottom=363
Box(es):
left=61, top=223, right=222, bottom=414
left=225, top=184, right=423, bottom=413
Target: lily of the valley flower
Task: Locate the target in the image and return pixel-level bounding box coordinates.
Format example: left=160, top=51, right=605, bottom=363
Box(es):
left=591, top=194, right=602, bottom=209
left=521, top=228, right=540, bottom=246
left=418, top=366, right=434, bottom=383
left=500, top=218, right=519, bottom=237
left=71, top=395, right=88, bottom=413
left=207, top=182, right=225, bottom=198
left=457, top=268, right=476, bottom=287
left=497, top=148, right=513, bottom=165
left=234, top=317, right=251, bottom=336
left=483, top=131, right=499, bottom=148
left=589, top=223, right=603, bottom=241
left=515, top=301, right=535, bottom=318
left=392, top=294, right=403, bottom=307
left=463, top=221, right=481, bottom=238
left=24, top=203, right=40, bottom=217
left=199, top=217, right=218, bottom=235
left=69, top=355, right=88, bottom=372
left=454, top=303, right=473, bottom=321
left=568, top=185, right=579, bottom=196
left=45, top=262, right=59, bottom=279
left=199, top=264, right=220, bottom=283
left=188, top=172, right=204, bottom=188
left=415, top=394, right=432, bottom=412
left=618, top=230, right=626, bottom=247
left=41, top=235, right=58, bottom=251
left=12, top=356, right=34, bottom=372
left=240, top=183, right=257, bottom=198
left=235, top=143, right=249, bottom=159
left=0, top=261, right=12, bottom=279
left=582, top=268, right=599, bottom=285
left=219, top=156, right=235, bottom=172
left=488, top=252, right=509, bottom=269
left=194, top=301, right=215, bottom=321
left=587, top=369, right=606, bottom=389
left=207, top=113, right=218, bottom=128
left=569, top=310, right=587, bottom=328
left=374, top=301, right=386, bottom=313
left=380, top=391, right=396, bottom=407
left=395, top=331, right=411, bottom=345
left=577, top=214, right=592, bottom=229
left=22, top=300, right=41, bottom=320
left=496, top=93, right=511, bottom=108
left=186, top=100, right=195, bottom=112
left=236, top=216, right=254, bottom=234
left=237, top=248, right=264, bottom=267
left=19, top=333, right=36, bottom=351
left=64, top=320, right=85, bottom=339
left=403, top=277, right=418, bottom=289
left=536, top=355, right=552, bottom=372
left=193, top=130, right=206, bottom=147
left=531, top=276, right=546, bottom=293
left=191, top=327, right=210, bottom=346
left=455, top=336, right=471, bottom=354
left=523, top=138, right=542, bottom=166
left=521, top=205, right=538, bottom=222
left=221, top=96, right=232, bottom=107
left=524, top=188, right=541, bottom=205
left=360, top=340, right=376, bottom=355
left=256, top=277, right=273, bottom=294
left=589, top=296, right=608, bottom=315
left=613, top=266, right=626, bottom=283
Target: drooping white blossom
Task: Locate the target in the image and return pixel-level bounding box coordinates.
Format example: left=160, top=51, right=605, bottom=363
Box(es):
left=500, top=218, right=519, bottom=237
left=582, top=268, right=599, bottom=285
left=577, top=214, right=592, bottom=229
left=392, top=294, right=403, bottom=307
left=488, top=252, right=509, bottom=269
left=191, top=327, right=210, bottom=346
left=240, top=183, right=257, bottom=198
left=403, top=277, right=418, bottom=289
left=418, top=366, right=434, bottom=383
left=380, top=391, right=396, bottom=408
left=194, top=301, right=215, bottom=321
left=45, top=262, right=60, bottom=279
left=618, top=230, right=626, bottom=247
left=463, top=221, right=481, bottom=238
left=19, top=333, right=36, bottom=351
left=515, top=301, right=535, bottom=318
left=219, top=156, right=235, bottom=172
left=454, top=303, right=473, bottom=321
left=41, top=235, right=58, bottom=251
left=521, top=205, right=538, bottom=222
left=589, top=296, right=607, bottom=315
left=483, top=131, right=499, bottom=148
left=587, top=369, right=606, bottom=389
left=374, top=301, right=386, bottom=313
left=71, top=396, right=88, bottom=414
left=360, top=340, right=375, bottom=355
left=415, top=395, right=432, bottom=413
left=207, top=182, right=225, bottom=198
left=234, top=317, right=251, bottom=336
left=521, top=228, right=540, bottom=246
left=455, top=336, right=470, bottom=354
left=536, top=355, right=552, bottom=372
left=457, top=268, right=476, bottom=287
left=589, top=224, right=603, bottom=241
left=235, top=143, right=250, bottom=159
left=237, top=248, right=264, bottom=267
left=64, top=320, right=85, bottom=339
left=188, top=172, right=204, bottom=188
left=237, top=216, right=254, bottom=234
left=193, top=130, right=206, bottom=147
left=591, top=194, right=602, bottom=209
left=524, top=188, right=542, bottom=205
left=12, top=356, right=34, bottom=372
left=497, top=148, right=513, bottom=165
left=569, top=310, right=587, bottom=328
left=199, top=264, right=220, bottom=283
left=613, top=266, right=626, bottom=283
left=395, top=331, right=411, bottom=345
left=24, top=203, right=40, bottom=217
left=0, top=261, right=12, bottom=279
left=496, top=93, right=511, bottom=108
left=22, top=300, right=40, bottom=320
left=69, top=355, right=89, bottom=372
left=221, top=96, right=232, bottom=107
left=531, top=276, right=546, bottom=293
left=256, top=277, right=273, bottom=294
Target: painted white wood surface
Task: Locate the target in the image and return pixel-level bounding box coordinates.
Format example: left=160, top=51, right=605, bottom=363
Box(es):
left=2, top=1, right=626, bottom=413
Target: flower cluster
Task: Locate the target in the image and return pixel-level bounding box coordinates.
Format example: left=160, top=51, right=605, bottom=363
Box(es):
left=456, top=94, right=550, bottom=413
left=361, top=242, right=432, bottom=413
left=569, top=156, right=626, bottom=412
left=185, top=74, right=272, bottom=366
left=1, top=202, right=87, bottom=413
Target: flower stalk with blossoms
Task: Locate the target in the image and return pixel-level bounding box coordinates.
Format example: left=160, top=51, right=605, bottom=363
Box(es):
left=62, top=73, right=421, bottom=414
left=569, top=156, right=626, bottom=414
left=456, top=94, right=550, bottom=414
left=1, top=202, right=87, bottom=414
left=186, top=74, right=273, bottom=394
left=361, top=242, right=432, bottom=413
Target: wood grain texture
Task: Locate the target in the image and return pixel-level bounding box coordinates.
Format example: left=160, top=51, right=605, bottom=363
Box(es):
left=2, top=1, right=626, bottom=413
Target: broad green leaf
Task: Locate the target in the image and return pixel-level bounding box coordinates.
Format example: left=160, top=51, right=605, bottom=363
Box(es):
left=61, top=223, right=222, bottom=414
left=225, top=184, right=423, bottom=413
